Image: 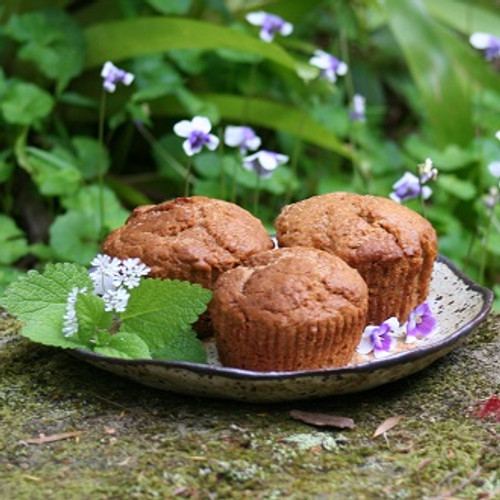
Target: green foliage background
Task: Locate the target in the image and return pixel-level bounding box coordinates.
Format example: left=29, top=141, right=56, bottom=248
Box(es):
left=1, top=0, right=500, bottom=304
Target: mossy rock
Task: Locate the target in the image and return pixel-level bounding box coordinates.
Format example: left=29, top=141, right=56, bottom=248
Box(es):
left=1, top=311, right=499, bottom=499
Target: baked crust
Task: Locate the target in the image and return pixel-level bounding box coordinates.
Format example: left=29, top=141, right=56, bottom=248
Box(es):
left=275, top=192, right=438, bottom=324
left=210, top=247, right=368, bottom=371
left=103, top=196, right=274, bottom=290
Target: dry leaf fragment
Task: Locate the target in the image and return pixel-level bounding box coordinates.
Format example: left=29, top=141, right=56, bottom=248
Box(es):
left=22, top=431, right=82, bottom=445
left=372, top=415, right=404, bottom=438
left=290, top=410, right=355, bottom=429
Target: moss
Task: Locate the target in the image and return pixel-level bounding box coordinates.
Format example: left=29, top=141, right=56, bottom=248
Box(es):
left=1, top=311, right=499, bottom=499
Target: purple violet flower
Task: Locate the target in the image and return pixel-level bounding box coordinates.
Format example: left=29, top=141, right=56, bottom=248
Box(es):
left=406, top=303, right=438, bottom=343
left=246, top=11, right=293, bottom=43
left=470, top=32, right=500, bottom=61
left=389, top=172, right=432, bottom=203
left=242, top=150, right=289, bottom=178
left=224, top=126, right=262, bottom=154
left=309, top=50, right=348, bottom=83
left=349, top=94, right=366, bottom=122
left=100, top=61, right=135, bottom=93
left=357, top=317, right=400, bottom=358
left=173, top=116, right=220, bottom=156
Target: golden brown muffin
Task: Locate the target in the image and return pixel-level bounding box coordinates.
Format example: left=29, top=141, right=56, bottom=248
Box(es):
left=274, top=192, right=437, bottom=325
left=210, top=247, right=368, bottom=372
left=103, top=196, right=274, bottom=290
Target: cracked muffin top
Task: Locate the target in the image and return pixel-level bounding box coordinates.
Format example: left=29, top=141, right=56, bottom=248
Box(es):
left=102, top=196, right=274, bottom=290
left=274, top=192, right=437, bottom=265
left=211, top=246, right=367, bottom=328
left=210, top=246, right=368, bottom=371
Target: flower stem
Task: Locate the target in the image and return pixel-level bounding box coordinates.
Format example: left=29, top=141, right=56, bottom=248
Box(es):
left=97, top=90, right=107, bottom=237
left=253, top=173, right=261, bottom=216
left=184, top=158, right=193, bottom=197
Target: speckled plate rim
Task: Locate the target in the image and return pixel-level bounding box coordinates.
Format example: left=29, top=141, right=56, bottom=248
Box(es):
left=72, top=255, right=494, bottom=382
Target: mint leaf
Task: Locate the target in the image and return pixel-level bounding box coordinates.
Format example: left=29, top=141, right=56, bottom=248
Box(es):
left=0, top=263, right=93, bottom=349
left=74, top=292, right=113, bottom=345
left=150, top=326, right=207, bottom=363
left=93, top=332, right=151, bottom=360
left=120, top=279, right=212, bottom=363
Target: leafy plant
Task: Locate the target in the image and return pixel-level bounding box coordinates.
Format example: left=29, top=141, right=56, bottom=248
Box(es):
left=0, top=0, right=499, bottom=305
left=1, top=261, right=211, bottom=362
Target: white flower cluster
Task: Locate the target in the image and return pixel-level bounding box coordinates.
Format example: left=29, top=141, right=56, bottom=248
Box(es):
left=89, top=254, right=151, bottom=312
left=62, top=286, right=88, bottom=338
left=62, top=254, right=150, bottom=338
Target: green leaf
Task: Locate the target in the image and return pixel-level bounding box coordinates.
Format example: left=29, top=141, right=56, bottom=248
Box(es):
left=93, top=332, right=151, bottom=359
left=5, top=7, right=85, bottom=92
left=1, top=81, right=54, bottom=125
left=119, top=279, right=211, bottom=362
left=146, top=0, right=193, bottom=15
left=0, top=215, right=29, bottom=265
left=437, top=174, right=477, bottom=201
left=153, top=93, right=351, bottom=158
left=0, top=153, right=14, bottom=183
left=61, top=184, right=129, bottom=231
left=385, top=0, right=475, bottom=147
left=74, top=292, right=113, bottom=345
left=49, top=211, right=99, bottom=265
left=150, top=327, right=206, bottom=363
left=0, top=266, right=24, bottom=297
left=71, top=136, right=110, bottom=180
left=84, top=17, right=310, bottom=79
left=0, top=263, right=93, bottom=349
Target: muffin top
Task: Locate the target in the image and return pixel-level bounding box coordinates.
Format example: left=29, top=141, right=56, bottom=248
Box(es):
left=103, top=196, right=274, bottom=289
left=275, top=192, right=437, bottom=264
left=211, top=246, right=368, bottom=328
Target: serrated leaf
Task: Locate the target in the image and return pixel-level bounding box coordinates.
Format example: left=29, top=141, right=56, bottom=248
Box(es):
left=149, top=327, right=206, bottom=363
left=93, top=332, right=151, bottom=359
left=0, top=263, right=93, bottom=349
left=74, top=292, right=113, bottom=345
left=119, top=279, right=212, bottom=362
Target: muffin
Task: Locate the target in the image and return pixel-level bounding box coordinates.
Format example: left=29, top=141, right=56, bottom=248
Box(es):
left=103, top=196, right=274, bottom=290
left=210, top=247, right=368, bottom=372
left=274, top=192, right=437, bottom=325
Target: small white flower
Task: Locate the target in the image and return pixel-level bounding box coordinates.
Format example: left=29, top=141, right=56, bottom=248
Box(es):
left=62, top=286, right=88, bottom=337
left=309, top=50, right=348, bottom=83
left=357, top=317, right=400, bottom=358
left=246, top=11, right=293, bottom=43
left=173, top=116, right=220, bottom=156
left=100, top=61, right=135, bottom=93
left=469, top=32, right=500, bottom=60
left=89, top=253, right=122, bottom=295
left=495, top=130, right=500, bottom=141
left=350, top=94, right=366, bottom=122
left=102, top=287, right=130, bottom=313
left=418, top=158, right=438, bottom=183
left=242, top=150, right=289, bottom=178
left=224, top=126, right=261, bottom=154
left=121, top=258, right=151, bottom=289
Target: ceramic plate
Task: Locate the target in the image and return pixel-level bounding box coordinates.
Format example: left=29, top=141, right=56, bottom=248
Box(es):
left=72, top=256, right=493, bottom=403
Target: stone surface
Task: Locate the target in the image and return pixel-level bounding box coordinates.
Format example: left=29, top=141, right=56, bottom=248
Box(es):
left=1, top=311, right=499, bottom=499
